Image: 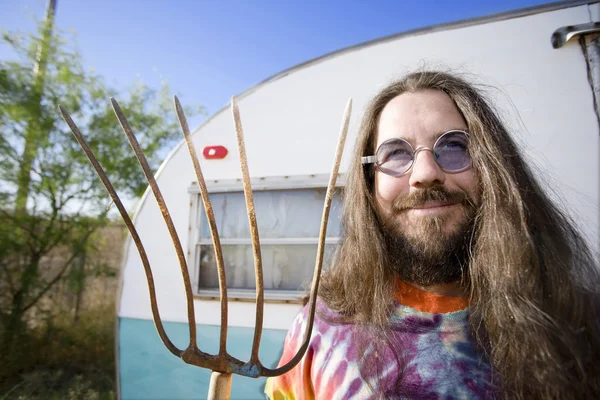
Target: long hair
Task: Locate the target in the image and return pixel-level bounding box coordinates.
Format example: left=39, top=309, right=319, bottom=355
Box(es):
left=318, top=71, right=600, bottom=398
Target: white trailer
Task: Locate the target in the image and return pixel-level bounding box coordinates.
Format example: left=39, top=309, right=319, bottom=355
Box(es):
left=116, top=1, right=600, bottom=398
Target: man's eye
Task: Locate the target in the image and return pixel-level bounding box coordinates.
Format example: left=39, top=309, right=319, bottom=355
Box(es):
left=389, top=148, right=411, bottom=157
left=440, top=141, right=467, bottom=150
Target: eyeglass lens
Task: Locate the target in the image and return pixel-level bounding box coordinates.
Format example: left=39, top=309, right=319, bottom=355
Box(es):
left=377, top=131, right=470, bottom=176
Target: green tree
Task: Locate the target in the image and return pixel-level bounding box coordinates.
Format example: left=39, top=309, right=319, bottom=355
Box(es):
left=0, top=15, right=201, bottom=374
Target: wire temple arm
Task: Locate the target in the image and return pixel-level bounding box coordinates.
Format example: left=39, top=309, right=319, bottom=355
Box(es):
left=58, top=105, right=183, bottom=358
left=361, top=155, right=377, bottom=164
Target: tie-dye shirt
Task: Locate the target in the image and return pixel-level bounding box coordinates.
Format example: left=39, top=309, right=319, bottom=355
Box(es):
left=265, top=286, right=494, bottom=399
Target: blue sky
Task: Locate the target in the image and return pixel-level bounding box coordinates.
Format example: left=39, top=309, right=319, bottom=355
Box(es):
left=2, top=0, right=555, bottom=130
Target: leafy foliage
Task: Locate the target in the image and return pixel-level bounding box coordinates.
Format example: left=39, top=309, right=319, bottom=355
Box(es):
left=0, top=16, right=203, bottom=385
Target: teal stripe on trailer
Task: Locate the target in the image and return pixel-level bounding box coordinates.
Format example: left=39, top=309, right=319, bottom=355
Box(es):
left=119, top=317, right=288, bottom=400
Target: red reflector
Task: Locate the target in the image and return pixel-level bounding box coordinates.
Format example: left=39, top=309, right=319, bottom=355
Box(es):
left=202, top=145, right=228, bottom=160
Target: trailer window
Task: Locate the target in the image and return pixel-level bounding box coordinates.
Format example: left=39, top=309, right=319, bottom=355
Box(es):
left=194, top=188, right=343, bottom=297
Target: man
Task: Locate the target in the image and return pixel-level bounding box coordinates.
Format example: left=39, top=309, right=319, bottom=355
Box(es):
left=264, top=71, right=600, bottom=399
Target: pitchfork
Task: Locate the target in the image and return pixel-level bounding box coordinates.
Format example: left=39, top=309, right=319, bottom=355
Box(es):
left=59, top=95, right=352, bottom=399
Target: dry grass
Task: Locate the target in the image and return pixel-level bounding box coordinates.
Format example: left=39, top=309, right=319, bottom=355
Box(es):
left=0, top=302, right=116, bottom=399
left=1, top=368, right=115, bottom=400
left=0, top=224, right=124, bottom=399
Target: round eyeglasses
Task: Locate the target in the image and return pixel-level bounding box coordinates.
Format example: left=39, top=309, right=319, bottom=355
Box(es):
left=361, top=130, right=472, bottom=177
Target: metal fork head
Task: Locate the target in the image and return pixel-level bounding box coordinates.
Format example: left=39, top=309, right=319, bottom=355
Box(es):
left=59, top=96, right=351, bottom=380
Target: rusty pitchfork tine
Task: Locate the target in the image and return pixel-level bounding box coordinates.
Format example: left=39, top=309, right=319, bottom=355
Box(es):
left=173, top=96, right=268, bottom=396
left=58, top=105, right=183, bottom=358
left=175, top=95, right=271, bottom=365
left=230, top=96, right=265, bottom=365
left=229, top=96, right=354, bottom=374
left=263, top=97, right=352, bottom=376
left=109, top=98, right=200, bottom=350
left=174, top=95, right=229, bottom=357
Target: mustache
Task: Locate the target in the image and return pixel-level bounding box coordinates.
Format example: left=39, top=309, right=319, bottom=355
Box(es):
left=391, top=185, right=473, bottom=212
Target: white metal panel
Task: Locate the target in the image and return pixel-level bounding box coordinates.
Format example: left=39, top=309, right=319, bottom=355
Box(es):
left=590, top=2, right=599, bottom=21
left=118, top=4, right=599, bottom=329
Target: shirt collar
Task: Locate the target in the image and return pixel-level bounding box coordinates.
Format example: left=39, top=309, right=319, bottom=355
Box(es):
left=394, top=277, right=468, bottom=313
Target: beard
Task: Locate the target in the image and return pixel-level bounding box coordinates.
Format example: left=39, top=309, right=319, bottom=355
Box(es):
left=380, top=185, right=477, bottom=287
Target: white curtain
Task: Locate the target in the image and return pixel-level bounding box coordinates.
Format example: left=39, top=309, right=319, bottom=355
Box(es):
left=198, top=188, right=342, bottom=290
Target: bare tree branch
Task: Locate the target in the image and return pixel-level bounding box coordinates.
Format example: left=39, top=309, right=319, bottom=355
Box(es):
left=0, top=261, right=16, bottom=293
left=22, top=229, right=94, bottom=313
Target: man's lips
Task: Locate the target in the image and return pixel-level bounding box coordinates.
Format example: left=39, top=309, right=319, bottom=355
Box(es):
left=402, top=201, right=459, bottom=216
left=410, top=201, right=456, bottom=210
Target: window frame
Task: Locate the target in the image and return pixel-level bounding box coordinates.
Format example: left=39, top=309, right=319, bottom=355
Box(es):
left=187, top=173, right=345, bottom=302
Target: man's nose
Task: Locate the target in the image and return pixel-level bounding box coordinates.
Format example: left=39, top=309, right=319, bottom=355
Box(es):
left=408, top=148, right=445, bottom=188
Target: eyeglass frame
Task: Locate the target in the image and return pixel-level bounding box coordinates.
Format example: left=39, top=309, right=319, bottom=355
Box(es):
left=361, top=130, right=473, bottom=177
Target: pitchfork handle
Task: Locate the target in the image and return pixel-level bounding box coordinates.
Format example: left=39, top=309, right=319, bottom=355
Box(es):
left=208, top=371, right=232, bottom=400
